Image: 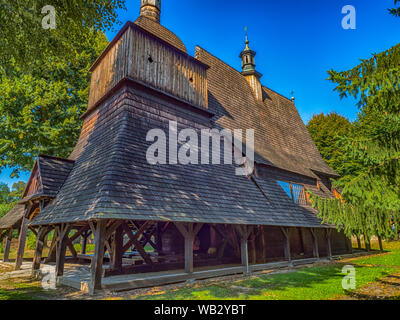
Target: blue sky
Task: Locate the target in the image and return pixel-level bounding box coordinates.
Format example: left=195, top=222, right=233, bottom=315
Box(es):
left=1, top=0, right=399, bottom=187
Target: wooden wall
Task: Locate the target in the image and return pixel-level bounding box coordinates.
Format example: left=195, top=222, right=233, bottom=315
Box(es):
left=88, top=25, right=208, bottom=112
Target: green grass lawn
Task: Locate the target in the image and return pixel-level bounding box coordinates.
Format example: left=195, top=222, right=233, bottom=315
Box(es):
left=1, top=240, right=399, bottom=300
left=130, top=241, right=400, bottom=300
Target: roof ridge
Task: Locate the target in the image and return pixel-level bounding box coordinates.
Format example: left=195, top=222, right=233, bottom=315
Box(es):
left=196, top=46, right=293, bottom=103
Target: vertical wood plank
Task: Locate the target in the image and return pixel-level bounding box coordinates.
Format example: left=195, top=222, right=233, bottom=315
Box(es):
left=310, top=228, right=319, bottom=259
left=55, top=224, right=72, bottom=277
left=32, top=227, right=49, bottom=273
left=3, top=229, right=12, bottom=262
left=90, top=220, right=107, bottom=294
left=281, top=227, right=292, bottom=262
left=15, top=205, right=31, bottom=270
left=111, top=225, right=124, bottom=271
left=240, top=237, right=249, bottom=275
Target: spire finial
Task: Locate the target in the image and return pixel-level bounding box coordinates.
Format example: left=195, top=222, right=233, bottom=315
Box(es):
left=244, top=26, right=250, bottom=49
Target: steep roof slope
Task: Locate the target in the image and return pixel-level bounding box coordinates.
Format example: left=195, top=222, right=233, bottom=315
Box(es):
left=37, top=155, right=75, bottom=197
left=134, top=16, right=187, bottom=53
left=0, top=205, right=25, bottom=230
left=20, top=155, right=74, bottom=203
left=195, top=47, right=338, bottom=179
left=31, top=99, right=327, bottom=228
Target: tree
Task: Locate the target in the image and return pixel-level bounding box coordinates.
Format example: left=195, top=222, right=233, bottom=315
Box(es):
left=0, top=1, right=125, bottom=73
left=9, top=181, right=27, bottom=202
left=0, top=1, right=125, bottom=177
left=311, top=43, right=400, bottom=248
left=307, top=113, right=353, bottom=177
left=0, top=183, right=11, bottom=204
left=389, top=0, right=400, bottom=17
left=310, top=4, right=400, bottom=249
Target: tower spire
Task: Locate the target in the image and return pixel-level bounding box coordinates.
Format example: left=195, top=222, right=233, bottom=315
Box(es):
left=140, top=0, right=161, bottom=23
left=239, top=28, right=263, bottom=101
left=239, top=28, right=261, bottom=78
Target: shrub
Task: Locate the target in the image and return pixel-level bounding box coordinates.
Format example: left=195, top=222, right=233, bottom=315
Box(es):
left=0, top=203, right=13, bottom=220
left=27, top=232, right=36, bottom=250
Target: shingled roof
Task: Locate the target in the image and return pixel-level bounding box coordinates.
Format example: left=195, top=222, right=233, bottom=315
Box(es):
left=20, top=155, right=74, bottom=203
left=134, top=16, right=187, bottom=53
left=0, top=205, right=25, bottom=230
left=31, top=98, right=328, bottom=228
left=195, top=47, right=338, bottom=179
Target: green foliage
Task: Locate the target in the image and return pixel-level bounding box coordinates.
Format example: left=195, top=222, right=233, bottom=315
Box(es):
left=307, top=113, right=353, bottom=176
left=312, top=43, right=400, bottom=240
left=0, top=30, right=109, bottom=176
left=0, top=1, right=125, bottom=72
left=0, top=203, right=13, bottom=220
left=389, top=0, right=400, bottom=17
left=26, top=232, right=37, bottom=250
left=8, top=181, right=26, bottom=202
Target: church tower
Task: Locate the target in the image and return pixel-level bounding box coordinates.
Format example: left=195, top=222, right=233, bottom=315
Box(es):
left=240, top=32, right=263, bottom=101
left=140, top=0, right=161, bottom=23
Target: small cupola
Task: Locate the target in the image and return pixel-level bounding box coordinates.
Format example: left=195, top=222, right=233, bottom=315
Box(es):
left=239, top=30, right=263, bottom=101
left=140, top=0, right=161, bottom=23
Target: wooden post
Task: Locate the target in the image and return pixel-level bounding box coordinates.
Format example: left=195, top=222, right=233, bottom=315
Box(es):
left=15, top=204, right=31, bottom=270
left=55, top=224, right=72, bottom=277
left=281, top=227, right=292, bottom=263
left=111, top=225, right=124, bottom=272
left=326, top=229, right=332, bottom=260
left=310, top=228, right=319, bottom=259
left=248, top=231, right=256, bottom=264
left=240, top=237, right=249, bottom=275
left=90, top=220, right=107, bottom=295
left=298, top=228, right=305, bottom=255
left=175, top=222, right=203, bottom=274
left=32, top=226, right=49, bottom=275
left=259, top=226, right=266, bottom=263
left=184, top=230, right=194, bottom=274
left=236, top=225, right=252, bottom=275
left=81, top=231, right=88, bottom=254
left=45, top=228, right=58, bottom=263
left=3, top=229, right=12, bottom=262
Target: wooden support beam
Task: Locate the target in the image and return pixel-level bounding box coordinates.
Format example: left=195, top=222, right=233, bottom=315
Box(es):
left=281, top=227, right=292, bottom=263
left=122, top=223, right=153, bottom=265
left=45, top=227, right=58, bottom=263
left=81, top=231, right=88, bottom=254
left=184, top=230, right=194, bottom=274
left=106, top=220, right=123, bottom=241
left=3, top=229, right=13, bottom=262
left=15, top=204, right=32, bottom=270
left=310, top=228, right=319, bottom=259
left=111, top=225, right=124, bottom=271
left=29, top=227, right=38, bottom=236
left=175, top=222, right=203, bottom=274
left=32, top=226, right=50, bottom=274
left=214, top=225, right=239, bottom=259
left=235, top=225, right=252, bottom=275
left=55, top=223, right=72, bottom=276
left=90, top=220, right=107, bottom=295
left=325, top=229, right=333, bottom=259
left=259, top=226, right=266, bottom=263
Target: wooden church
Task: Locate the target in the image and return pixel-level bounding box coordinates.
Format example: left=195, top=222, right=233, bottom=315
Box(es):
left=0, top=0, right=351, bottom=293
